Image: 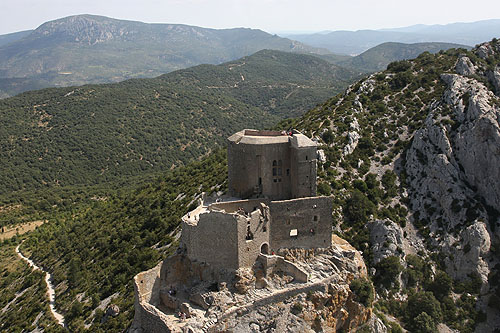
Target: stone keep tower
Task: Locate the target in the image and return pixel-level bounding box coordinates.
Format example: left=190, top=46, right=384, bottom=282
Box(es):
left=227, top=129, right=317, bottom=200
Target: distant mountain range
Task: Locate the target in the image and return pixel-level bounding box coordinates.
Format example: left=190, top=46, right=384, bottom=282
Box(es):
left=285, top=19, right=500, bottom=55
left=0, top=30, right=31, bottom=47
left=0, top=15, right=489, bottom=97
left=0, top=14, right=327, bottom=97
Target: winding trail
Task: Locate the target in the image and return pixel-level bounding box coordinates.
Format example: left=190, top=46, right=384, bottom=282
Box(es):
left=15, top=243, right=65, bottom=327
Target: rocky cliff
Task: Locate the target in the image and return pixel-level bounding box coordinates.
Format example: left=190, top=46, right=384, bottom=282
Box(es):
left=287, top=39, right=500, bottom=332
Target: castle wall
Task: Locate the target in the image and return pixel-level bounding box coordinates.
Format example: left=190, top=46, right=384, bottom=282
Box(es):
left=181, top=211, right=240, bottom=270
left=269, top=196, right=332, bottom=250
left=132, top=262, right=171, bottom=332
left=236, top=208, right=271, bottom=268
left=210, top=198, right=269, bottom=214
left=228, top=140, right=292, bottom=200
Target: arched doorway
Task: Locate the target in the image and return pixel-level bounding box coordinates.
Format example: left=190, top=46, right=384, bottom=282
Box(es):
left=260, top=243, right=269, bottom=255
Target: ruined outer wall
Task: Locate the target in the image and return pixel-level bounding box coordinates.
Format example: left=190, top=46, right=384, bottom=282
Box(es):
left=228, top=140, right=291, bottom=200
left=181, top=212, right=240, bottom=270
left=132, top=262, right=171, bottom=332
left=210, top=199, right=269, bottom=214
left=269, top=196, right=332, bottom=250
left=236, top=208, right=271, bottom=268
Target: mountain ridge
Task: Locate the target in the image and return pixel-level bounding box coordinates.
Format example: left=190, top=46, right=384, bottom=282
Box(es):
left=285, top=19, right=500, bottom=55
left=0, top=14, right=329, bottom=97
left=2, top=38, right=500, bottom=332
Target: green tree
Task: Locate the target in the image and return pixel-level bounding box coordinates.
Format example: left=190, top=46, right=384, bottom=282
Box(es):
left=343, top=190, right=375, bottom=225
left=350, top=278, right=374, bottom=307
left=374, top=256, right=403, bottom=289
left=317, top=182, right=332, bottom=196
left=412, top=312, right=437, bottom=333
left=406, top=291, right=442, bottom=330
left=428, top=271, right=453, bottom=301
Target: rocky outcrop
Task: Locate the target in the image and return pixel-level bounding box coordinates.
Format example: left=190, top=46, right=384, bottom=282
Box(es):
left=455, top=55, right=477, bottom=76
left=131, top=235, right=370, bottom=333
left=343, top=118, right=361, bottom=156
left=445, top=221, right=491, bottom=286
left=487, top=67, right=500, bottom=95
left=405, top=65, right=500, bottom=284
left=368, top=219, right=405, bottom=265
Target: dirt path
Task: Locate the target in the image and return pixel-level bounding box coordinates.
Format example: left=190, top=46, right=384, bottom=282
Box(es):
left=15, top=243, right=65, bottom=327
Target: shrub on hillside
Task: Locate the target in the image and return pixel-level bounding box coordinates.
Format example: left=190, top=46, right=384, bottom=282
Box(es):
left=350, top=277, right=374, bottom=307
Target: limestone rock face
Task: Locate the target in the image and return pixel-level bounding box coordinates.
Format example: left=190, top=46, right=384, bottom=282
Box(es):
left=405, top=67, right=500, bottom=283
left=368, top=219, right=404, bottom=265
left=365, top=314, right=388, bottom=333
left=476, top=42, right=497, bottom=60
left=487, top=67, right=500, bottom=95
left=317, top=149, right=327, bottom=163
left=446, top=221, right=491, bottom=285
left=455, top=56, right=477, bottom=76
left=343, top=129, right=360, bottom=156
left=441, top=73, right=500, bottom=211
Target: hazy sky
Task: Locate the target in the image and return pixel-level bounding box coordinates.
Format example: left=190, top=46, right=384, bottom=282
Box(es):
left=1, top=0, right=499, bottom=35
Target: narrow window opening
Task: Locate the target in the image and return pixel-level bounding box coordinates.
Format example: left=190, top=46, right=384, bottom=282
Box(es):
left=313, top=215, right=318, bottom=222
left=286, top=169, right=290, bottom=176
left=246, top=225, right=254, bottom=240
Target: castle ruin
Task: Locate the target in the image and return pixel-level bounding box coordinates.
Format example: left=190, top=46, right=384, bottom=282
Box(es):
left=131, top=129, right=338, bottom=333
left=180, top=129, right=332, bottom=271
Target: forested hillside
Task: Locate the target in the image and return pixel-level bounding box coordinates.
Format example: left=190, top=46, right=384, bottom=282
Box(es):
left=3, top=28, right=499, bottom=332
left=0, top=49, right=356, bottom=202
left=337, top=42, right=471, bottom=73
left=7, top=151, right=226, bottom=331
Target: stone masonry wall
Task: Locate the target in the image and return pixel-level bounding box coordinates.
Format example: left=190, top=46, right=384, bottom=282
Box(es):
left=290, top=146, right=317, bottom=198
left=236, top=208, right=271, bottom=268
left=210, top=199, right=269, bottom=214
left=269, top=196, right=332, bottom=251
left=228, top=140, right=291, bottom=199
left=181, top=211, right=240, bottom=270
left=131, top=262, right=171, bottom=332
